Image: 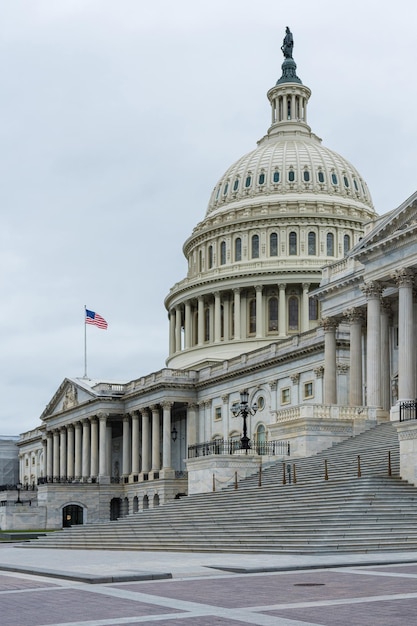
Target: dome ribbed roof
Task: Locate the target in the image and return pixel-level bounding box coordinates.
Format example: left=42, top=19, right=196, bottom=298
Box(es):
left=206, top=131, right=373, bottom=218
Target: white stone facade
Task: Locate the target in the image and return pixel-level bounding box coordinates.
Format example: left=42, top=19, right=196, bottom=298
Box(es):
left=15, top=37, right=417, bottom=529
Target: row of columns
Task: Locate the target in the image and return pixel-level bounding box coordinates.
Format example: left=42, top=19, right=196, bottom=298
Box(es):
left=169, top=283, right=313, bottom=355
left=322, top=270, right=416, bottom=408
left=42, top=403, right=182, bottom=483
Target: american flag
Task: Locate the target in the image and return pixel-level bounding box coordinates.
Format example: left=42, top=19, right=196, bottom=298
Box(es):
left=85, top=309, right=108, bottom=329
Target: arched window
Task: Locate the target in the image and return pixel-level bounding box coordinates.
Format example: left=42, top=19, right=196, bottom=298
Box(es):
left=208, top=245, right=213, bottom=269
left=303, top=170, right=310, bottom=182
left=258, top=172, right=265, bottom=185
left=233, top=178, right=239, bottom=191
left=288, top=169, right=295, bottom=182
left=204, top=307, right=210, bottom=342
left=331, top=173, right=338, bottom=185
left=309, top=297, right=319, bottom=320
left=273, top=170, right=280, bottom=183
left=231, top=301, right=235, bottom=338
left=289, top=231, right=297, bottom=255
left=220, top=241, right=226, bottom=265
left=251, top=234, right=259, bottom=259
left=326, top=232, right=334, bottom=256
left=235, top=237, right=242, bottom=262
left=270, top=232, right=278, bottom=256
left=198, top=250, right=203, bottom=272
left=255, top=424, right=266, bottom=453
left=308, top=231, right=316, bottom=255
left=288, top=296, right=299, bottom=331
left=249, top=299, right=256, bottom=334
left=268, top=297, right=278, bottom=332
left=318, top=170, right=325, bottom=183
left=220, top=304, right=224, bottom=339
left=343, top=234, right=350, bottom=254
left=245, top=175, right=251, bottom=188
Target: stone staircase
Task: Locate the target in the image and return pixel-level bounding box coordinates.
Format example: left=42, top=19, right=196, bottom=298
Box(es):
left=24, top=422, right=417, bottom=553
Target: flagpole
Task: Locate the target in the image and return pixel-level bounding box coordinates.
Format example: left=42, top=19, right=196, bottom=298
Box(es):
left=84, top=305, right=88, bottom=379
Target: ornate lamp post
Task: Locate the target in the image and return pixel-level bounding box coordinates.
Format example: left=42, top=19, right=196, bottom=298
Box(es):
left=231, top=390, right=258, bottom=453
left=16, top=482, right=22, bottom=505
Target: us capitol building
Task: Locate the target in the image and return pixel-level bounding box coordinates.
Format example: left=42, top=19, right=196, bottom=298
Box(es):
left=14, top=30, right=417, bottom=529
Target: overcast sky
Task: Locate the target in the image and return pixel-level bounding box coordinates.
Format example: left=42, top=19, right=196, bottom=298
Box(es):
left=0, top=0, right=416, bottom=436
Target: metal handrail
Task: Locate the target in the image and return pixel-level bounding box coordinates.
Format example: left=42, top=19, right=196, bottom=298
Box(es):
left=188, top=439, right=290, bottom=459
left=399, top=400, right=417, bottom=422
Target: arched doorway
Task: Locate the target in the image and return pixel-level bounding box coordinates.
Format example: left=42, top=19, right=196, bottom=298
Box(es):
left=153, top=494, right=160, bottom=508
left=62, top=504, right=83, bottom=528
left=110, top=497, right=122, bottom=521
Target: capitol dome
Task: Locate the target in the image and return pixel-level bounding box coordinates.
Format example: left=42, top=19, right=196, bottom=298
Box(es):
left=165, top=34, right=377, bottom=370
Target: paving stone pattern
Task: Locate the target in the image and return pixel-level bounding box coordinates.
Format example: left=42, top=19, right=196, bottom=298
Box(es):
left=2, top=562, right=417, bottom=625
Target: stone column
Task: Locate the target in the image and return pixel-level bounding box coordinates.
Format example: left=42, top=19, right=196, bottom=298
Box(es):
left=82, top=419, right=90, bottom=480
left=162, top=401, right=173, bottom=471
left=197, top=296, right=204, bottom=345
left=141, top=409, right=151, bottom=474
left=214, top=291, right=221, bottom=343
left=278, top=283, right=286, bottom=337
left=223, top=295, right=230, bottom=341
left=53, top=430, right=60, bottom=480
left=301, top=283, right=310, bottom=333
left=380, top=300, right=392, bottom=412
left=151, top=405, right=161, bottom=472
left=59, top=428, right=67, bottom=479
left=74, top=422, right=82, bottom=479
left=90, top=417, right=99, bottom=480
left=393, top=269, right=415, bottom=401
left=185, top=300, right=192, bottom=349
left=255, top=285, right=263, bottom=338
left=345, top=308, right=364, bottom=406
left=67, top=425, right=74, bottom=480
left=233, top=288, right=241, bottom=340
left=362, top=281, right=383, bottom=407
left=131, top=411, right=140, bottom=476
left=186, top=403, right=198, bottom=447
left=169, top=309, right=176, bottom=355
left=175, top=305, right=182, bottom=352
left=122, top=415, right=131, bottom=478
left=322, top=317, right=338, bottom=404
left=98, top=413, right=109, bottom=481
left=46, top=432, right=53, bottom=480
left=290, top=373, right=300, bottom=405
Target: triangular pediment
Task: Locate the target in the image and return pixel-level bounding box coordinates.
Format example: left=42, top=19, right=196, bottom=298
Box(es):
left=40, top=377, right=97, bottom=421
left=352, top=191, right=417, bottom=257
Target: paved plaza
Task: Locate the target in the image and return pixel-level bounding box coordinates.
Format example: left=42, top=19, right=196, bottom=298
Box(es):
left=1, top=545, right=417, bottom=625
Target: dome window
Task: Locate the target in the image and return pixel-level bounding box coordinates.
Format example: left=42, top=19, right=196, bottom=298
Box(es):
left=245, top=176, right=252, bottom=188
left=234, top=237, right=242, bottom=262
left=270, top=232, right=278, bottom=256
left=326, top=233, right=334, bottom=256
left=289, top=231, right=297, bottom=255
left=288, top=170, right=295, bottom=182
left=220, top=241, right=226, bottom=265
left=344, top=234, right=351, bottom=254
left=288, top=296, right=299, bottom=330
left=208, top=245, right=214, bottom=269
left=273, top=171, right=280, bottom=183
left=303, top=170, right=310, bottom=182
left=308, top=231, right=316, bottom=255
left=258, top=173, right=265, bottom=185
left=268, top=297, right=278, bottom=331
left=215, top=185, right=221, bottom=200
left=233, top=178, right=239, bottom=191
left=343, top=176, right=349, bottom=188
left=318, top=171, right=325, bottom=183
left=223, top=183, right=229, bottom=195
left=251, top=234, right=259, bottom=259
left=331, top=173, right=338, bottom=185
left=249, top=298, right=256, bottom=334
left=353, top=178, right=359, bottom=191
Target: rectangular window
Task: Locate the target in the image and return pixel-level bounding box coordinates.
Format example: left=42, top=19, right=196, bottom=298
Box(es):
left=281, top=388, right=290, bottom=404
left=304, top=382, right=314, bottom=399
left=214, top=406, right=222, bottom=421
